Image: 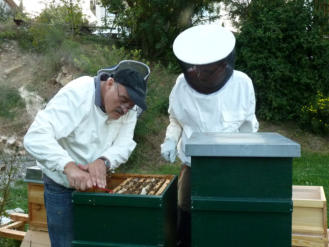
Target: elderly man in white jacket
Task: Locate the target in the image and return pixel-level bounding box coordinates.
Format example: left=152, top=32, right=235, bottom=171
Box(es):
left=24, top=60, right=150, bottom=247
left=160, top=25, right=259, bottom=247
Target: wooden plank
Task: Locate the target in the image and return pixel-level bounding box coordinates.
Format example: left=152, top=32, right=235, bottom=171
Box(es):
left=0, top=221, right=26, bottom=241
left=20, top=230, right=51, bottom=247
left=323, top=198, right=328, bottom=237
left=149, top=179, right=166, bottom=195
left=294, top=200, right=325, bottom=208
left=28, top=184, right=45, bottom=204
left=293, top=225, right=325, bottom=235
left=0, top=228, right=25, bottom=241
left=111, top=173, right=174, bottom=180
left=0, top=220, right=25, bottom=229
left=29, top=203, right=48, bottom=231
left=292, top=232, right=328, bottom=247
left=9, top=213, right=29, bottom=222
left=112, top=178, right=132, bottom=193
left=156, top=179, right=171, bottom=195
left=293, top=207, right=325, bottom=233
left=319, top=187, right=326, bottom=202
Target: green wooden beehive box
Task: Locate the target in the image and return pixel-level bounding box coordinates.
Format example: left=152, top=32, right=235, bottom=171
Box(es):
left=72, top=173, right=177, bottom=247
left=185, top=132, right=301, bottom=247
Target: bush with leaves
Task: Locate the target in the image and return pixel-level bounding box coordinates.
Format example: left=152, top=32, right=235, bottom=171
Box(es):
left=299, top=92, right=329, bottom=135
left=0, top=144, right=23, bottom=227
left=228, top=0, right=329, bottom=121
left=100, top=0, right=219, bottom=65
left=29, top=0, right=89, bottom=52
left=0, top=2, right=12, bottom=23
left=0, top=86, right=25, bottom=120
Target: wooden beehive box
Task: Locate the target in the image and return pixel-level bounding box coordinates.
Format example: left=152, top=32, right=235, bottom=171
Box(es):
left=27, top=183, right=47, bottom=231
left=24, top=166, right=48, bottom=232
left=72, top=173, right=177, bottom=247
left=292, top=185, right=328, bottom=247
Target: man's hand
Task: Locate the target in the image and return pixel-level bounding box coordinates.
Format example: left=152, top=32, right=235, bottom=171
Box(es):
left=78, top=159, right=107, bottom=188
left=63, top=162, right=93, bottom=191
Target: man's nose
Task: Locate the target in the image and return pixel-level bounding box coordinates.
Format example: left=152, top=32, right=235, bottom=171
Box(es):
left=120, top=105, right=130, bottom=113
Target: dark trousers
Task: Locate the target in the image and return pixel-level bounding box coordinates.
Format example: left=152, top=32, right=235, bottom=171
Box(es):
left=177, top=165, right=191, bottom=247
left=43, top=175, right=74, bottom=247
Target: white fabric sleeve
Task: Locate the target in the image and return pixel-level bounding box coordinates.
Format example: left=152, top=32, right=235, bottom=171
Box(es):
left=164, top=85, right=183, bottom=143
left=165, top=114, right=183, bottom=144
left=101, top=112, right=137, bottom=169
left=23, top=84, right=87, bottom=173
left=239, top=80, right=259, bottom=133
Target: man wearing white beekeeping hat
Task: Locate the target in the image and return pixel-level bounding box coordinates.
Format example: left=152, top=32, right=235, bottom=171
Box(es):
left=160, top=24, right=259, bottom=247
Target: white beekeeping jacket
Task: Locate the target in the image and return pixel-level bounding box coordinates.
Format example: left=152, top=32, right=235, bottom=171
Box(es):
left=24, top=76, right=137, bottom=187
left=165, top=70, right=259, bottom=166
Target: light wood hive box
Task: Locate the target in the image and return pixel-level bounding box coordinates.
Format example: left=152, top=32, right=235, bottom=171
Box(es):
left=27, top=183, right=48, bottom=232
left=292, top=185, right=328, bottom=247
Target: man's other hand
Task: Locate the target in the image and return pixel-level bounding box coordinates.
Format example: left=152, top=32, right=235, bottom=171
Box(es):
left=63, top=162, right=93, bottom=191
left=78, top=159, right=107, bottom=189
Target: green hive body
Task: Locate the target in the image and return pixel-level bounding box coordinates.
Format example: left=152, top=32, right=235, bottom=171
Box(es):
left=72, top=174, right=177, bottom=247
left=186, top=132, right=300, bottom=247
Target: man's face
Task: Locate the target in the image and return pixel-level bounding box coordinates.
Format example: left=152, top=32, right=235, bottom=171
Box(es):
left=102, top=78, right=135, bottom=120
left=188, top=62, right=226, bottom=84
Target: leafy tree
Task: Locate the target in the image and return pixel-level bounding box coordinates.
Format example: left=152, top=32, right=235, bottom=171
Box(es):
left=100, top=0, right=221, bottom=64
left=224, top=0, right=329, bottom=121
left=28, top=0, right=89, bottom=51
left=0, top=2, right=12, bottom=22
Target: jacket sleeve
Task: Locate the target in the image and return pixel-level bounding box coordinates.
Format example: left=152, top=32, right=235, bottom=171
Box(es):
left=239, top=80, right=259, bottom=133
left=101, top=111, right=137, bottom=170
left=165, top=114, right=183, bottom=144
left=23, top=81, right=88, bottom=173
left=164, top=85, right=183, bottom=143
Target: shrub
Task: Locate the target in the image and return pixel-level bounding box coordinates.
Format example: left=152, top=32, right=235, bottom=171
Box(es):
left=299, top=92, right=329, bottom=135
left=0, top=86, right=25, bottom=119
left=100, top=0, right=217, bottom=65
left=0, top=2, right=12, bottom=22
left=28, top=1, right=89, bottom=52
left=233, top=0, right=329, bottom=121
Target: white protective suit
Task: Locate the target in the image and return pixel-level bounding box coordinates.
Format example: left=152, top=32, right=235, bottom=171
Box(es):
left=164, top=70, right=259, bottom=166
left=24, top=76, right=137, bottom=188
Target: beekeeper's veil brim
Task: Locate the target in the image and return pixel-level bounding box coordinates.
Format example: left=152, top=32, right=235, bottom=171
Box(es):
left=173, top=25, right=236, bottom=94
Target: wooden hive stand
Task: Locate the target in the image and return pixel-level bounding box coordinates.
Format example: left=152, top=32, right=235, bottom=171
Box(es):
left=0, top=213, right=28, bottom=240
left=0, top=181, right=50, bottom=246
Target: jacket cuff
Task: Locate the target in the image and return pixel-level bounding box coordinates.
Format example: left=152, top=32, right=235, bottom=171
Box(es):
left=57, top=157, right=75, bottom=173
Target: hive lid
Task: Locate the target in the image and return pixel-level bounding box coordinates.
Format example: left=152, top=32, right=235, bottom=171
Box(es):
left=24, top=165, right=43, bottom=184
left=185, top=132, right=300, bottom=157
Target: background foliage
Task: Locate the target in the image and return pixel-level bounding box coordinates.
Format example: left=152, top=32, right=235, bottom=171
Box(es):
left=228, top=0, right=329, bottom=124
left=0, top=86, right=25, bottom=119
left=99, top=0, right=220, bottom=66
left=299, top=92, right=329, bottom=134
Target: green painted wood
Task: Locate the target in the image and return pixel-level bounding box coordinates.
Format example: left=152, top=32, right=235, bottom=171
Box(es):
left=191, top=156, right=293, bottom=246
left=73, top=192, right=163, bottom=208
left=192, top=209, right=292, bottom=247
left=72, top=176, right=177, bottom=247
left=191, top=157, right=292, bottom=199
left=192, top=196, right=292, bottom=213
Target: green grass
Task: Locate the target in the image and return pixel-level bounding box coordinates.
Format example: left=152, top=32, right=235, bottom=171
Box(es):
left=3, top=181, right=28, bottom=211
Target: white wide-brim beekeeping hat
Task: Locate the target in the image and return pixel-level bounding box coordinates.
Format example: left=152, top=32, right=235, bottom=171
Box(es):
left=173, top=24, right=236, bottom=65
